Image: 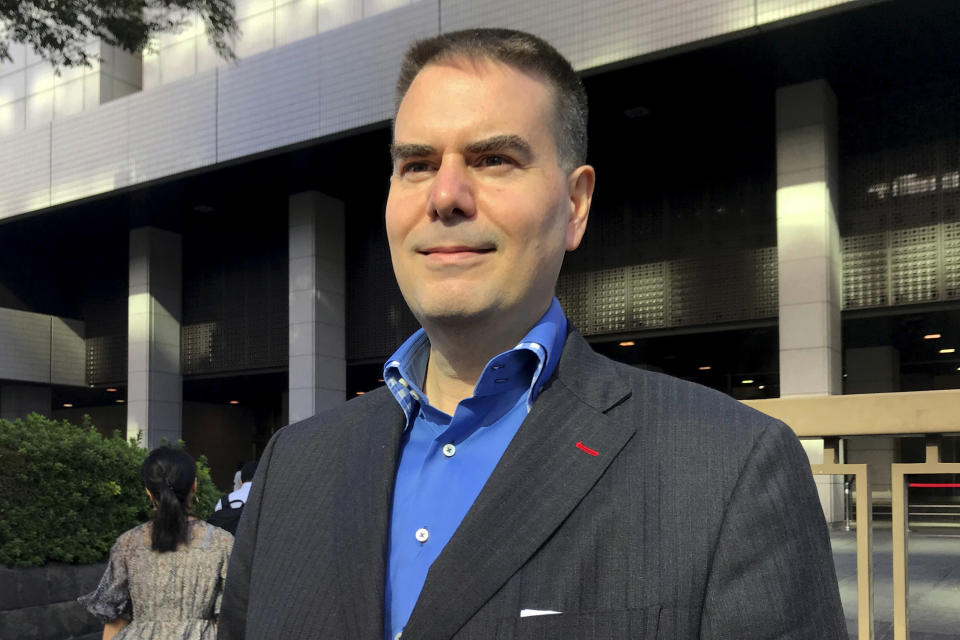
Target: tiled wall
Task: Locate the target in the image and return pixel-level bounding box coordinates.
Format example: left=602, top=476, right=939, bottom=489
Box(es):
left=144, top=0, right=860, bottom=91
left=0, top=0, right=864, bottom=221
left=143, top=0, right=758, bottom=94
left=0, top=307, right=85, bottom=386
left=0, top=41, right=141, bottom=137
left=142, top=0, right=415, bottom=89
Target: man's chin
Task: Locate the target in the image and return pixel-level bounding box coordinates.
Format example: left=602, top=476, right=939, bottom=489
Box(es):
left=409, top=300, right=497, bottom=327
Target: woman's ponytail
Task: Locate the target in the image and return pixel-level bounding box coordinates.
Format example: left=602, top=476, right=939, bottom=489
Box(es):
left=140, top=446, right=197, bottom=552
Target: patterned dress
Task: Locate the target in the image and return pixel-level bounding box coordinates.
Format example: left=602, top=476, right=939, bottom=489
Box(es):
left=79, top=519, right=234, bottom=640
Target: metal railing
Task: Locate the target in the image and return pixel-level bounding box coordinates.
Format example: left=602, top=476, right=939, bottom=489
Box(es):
left=743, top=389, right=960, bottom=640
left=812, top=437, right=874, bottom=639
left=890, top=436, right=960, bottom=640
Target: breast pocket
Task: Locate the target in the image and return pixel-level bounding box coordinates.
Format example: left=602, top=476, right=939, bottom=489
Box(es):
left=495, top=606, right=662, bottom=639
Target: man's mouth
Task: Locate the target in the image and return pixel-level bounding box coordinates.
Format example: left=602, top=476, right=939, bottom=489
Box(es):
left=420, top=246, right=495, bottom=255
left=417, top=245, right=495, bottom=266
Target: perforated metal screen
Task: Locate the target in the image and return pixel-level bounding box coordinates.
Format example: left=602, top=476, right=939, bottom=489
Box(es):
left=86, top=335, right=127, bottom=385
left=840, top=82, right=960, bottom=310
left=557, top=247, right=777, bottom=335
left=84, top=297, right=128, bottom=386
left=181, top=219, right=288, bottom=376
left=345, top=216, right=422, bottom=363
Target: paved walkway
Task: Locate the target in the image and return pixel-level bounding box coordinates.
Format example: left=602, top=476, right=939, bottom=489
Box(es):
left=831, top=527, right=960, bottom=639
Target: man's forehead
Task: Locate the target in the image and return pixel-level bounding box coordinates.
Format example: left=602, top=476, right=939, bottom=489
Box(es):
left=391, top=54, right=562, bottom=164
left=396, top=59, right=554, bottom=132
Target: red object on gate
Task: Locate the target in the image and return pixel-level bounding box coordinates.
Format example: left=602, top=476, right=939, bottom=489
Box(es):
left=908, top=483, right=960, bottom=488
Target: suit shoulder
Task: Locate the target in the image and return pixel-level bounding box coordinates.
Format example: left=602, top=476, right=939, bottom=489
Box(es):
left=594, top=351, right=792, bottom=442
left=584, top=352, right=807, bottom=496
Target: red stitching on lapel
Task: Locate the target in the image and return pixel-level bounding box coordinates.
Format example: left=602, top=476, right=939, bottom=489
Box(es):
left=575, top=441, right=599, bottom=456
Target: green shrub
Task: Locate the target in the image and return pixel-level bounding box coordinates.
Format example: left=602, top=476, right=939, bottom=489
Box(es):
left=194, top=452, right=220, bottom=519
left=0, top=414, right=219, bottom=568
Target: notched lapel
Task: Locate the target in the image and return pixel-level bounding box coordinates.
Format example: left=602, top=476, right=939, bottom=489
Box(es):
left=333, top=389, right=407, bottom=639
left=404, top=333, right=635, bottom=639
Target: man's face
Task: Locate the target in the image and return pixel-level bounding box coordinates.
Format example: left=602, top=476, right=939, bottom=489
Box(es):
left=386, top=58, right=592, bottom=333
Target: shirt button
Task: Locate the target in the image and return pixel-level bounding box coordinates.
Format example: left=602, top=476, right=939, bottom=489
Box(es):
left=442, top=443, right=456, bottom=457
left=415, top=527, right=429, bottom=543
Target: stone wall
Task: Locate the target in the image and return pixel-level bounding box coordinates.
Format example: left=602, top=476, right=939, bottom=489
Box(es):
left=0, top=562, right=105, bottom=640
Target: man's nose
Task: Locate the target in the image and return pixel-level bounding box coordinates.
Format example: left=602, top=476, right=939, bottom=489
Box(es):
left=428, top=158, right=476, bottom=221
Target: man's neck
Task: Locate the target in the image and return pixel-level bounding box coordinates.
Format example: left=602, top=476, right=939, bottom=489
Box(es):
left=422, top=346, right=486, bottom=416
left=419, top=306, right=546, bottom=415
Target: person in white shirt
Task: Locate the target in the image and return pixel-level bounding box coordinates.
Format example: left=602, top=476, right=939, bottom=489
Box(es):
left=232, top=462, right=243, bottom=492
left=217, top=461, right=257, bottom=511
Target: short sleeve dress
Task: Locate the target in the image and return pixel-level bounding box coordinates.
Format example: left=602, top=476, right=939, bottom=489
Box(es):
left=79, top=519, right=234, bottom=640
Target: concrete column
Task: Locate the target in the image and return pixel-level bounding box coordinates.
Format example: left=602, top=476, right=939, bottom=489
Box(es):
left=776, top=79, right=842, bottom=396
left=0, top=385, right=52, bottom=420
left=288, top=191, right=345, bottom=424
left=776, top=80, right=843, bottom=522
left=127, top=227, right=182, bottom=448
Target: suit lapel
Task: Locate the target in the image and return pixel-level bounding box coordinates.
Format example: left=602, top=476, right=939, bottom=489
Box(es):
left=333, top=388, right=407, bottom=639
left=403, top=331, right=635, bottom=639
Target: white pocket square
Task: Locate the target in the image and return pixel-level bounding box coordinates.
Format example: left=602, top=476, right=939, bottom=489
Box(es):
left=520, top=609, right=563, bottom=618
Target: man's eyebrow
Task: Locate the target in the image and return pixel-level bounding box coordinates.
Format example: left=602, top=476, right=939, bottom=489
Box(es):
left=390, top=136, right=534, bottom=165
left=390, top=143, right=434, bottom=164
left=465, top=135, right=533, bottom=161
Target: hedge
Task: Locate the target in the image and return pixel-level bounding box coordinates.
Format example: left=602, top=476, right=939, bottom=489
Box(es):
left=0, top=414, right=220, bottom=568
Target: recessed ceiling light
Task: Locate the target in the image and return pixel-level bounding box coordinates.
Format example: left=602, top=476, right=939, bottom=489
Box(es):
left=116, top=399, right=125, bottom=404
left=924, top=333, right=942, bottom=340
left=939, top=348, right=956, bottom=354
left=63, top=403, right=73, bottom=408
left=356, top=391, right=365, bottom=395
left=618, top=341, right=635, bottom=347
left=229, top=400, right=239, bottom=405
left=758, top=385, right=765, bottom=390
left=741, top=379, right=754, bottom=384
left=698, top=365, right=711, bottom=371
left=106, top=387, right=117, bottom=392
left=377, top=378, right=385, bottom=383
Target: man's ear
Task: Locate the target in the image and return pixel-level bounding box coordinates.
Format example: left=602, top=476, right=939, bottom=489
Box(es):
left=565, top=165, right=595, bottom=251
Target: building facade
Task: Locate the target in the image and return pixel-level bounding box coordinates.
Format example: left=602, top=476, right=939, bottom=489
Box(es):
left=1, top=0, right=958, bottom=512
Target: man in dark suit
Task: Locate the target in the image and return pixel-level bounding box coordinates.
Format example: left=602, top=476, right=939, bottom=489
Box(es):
left=219, top=29, right=847, bottom=639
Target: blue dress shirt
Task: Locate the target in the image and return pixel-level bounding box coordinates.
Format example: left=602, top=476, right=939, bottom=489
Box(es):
left=382, top=298, right=568, bottom=640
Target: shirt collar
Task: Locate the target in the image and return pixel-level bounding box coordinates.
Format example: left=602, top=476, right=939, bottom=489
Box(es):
left=383, top=297, right=568, bottom=423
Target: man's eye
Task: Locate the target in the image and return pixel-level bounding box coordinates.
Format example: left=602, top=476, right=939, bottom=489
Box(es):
left=478, top=155, right=510, bottom=167
left=401, top=161, right=431, bottom=174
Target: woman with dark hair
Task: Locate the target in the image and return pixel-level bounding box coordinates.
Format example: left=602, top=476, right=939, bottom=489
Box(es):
left=79, top=446, right=233, bottom=639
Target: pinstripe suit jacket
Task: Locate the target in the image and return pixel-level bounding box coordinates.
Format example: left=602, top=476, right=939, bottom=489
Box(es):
left=218, top=330, right=846, bottom=639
